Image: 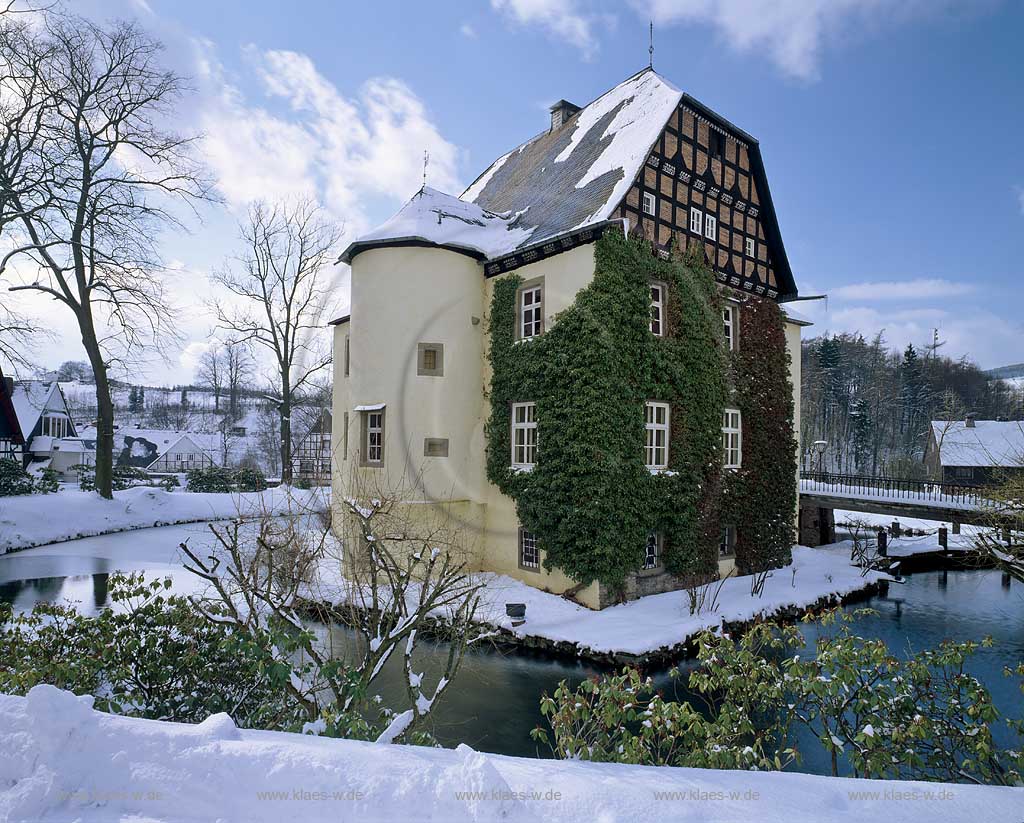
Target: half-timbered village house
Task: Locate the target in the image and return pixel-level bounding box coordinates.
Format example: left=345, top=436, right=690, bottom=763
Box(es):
left=332, top=68, right=809, bottom=609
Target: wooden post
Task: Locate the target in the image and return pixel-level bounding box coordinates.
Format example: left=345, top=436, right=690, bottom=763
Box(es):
left=938, top=526, right=948, bottom=554
left=877, top=529, right=887, bottom=556
left=891, top=520, right=902, bottom=538
left=1003, top=572, right=1012, bottom=589
left=952, top=520, right=961, bottom=535
left=1003, top=526, right=1012, bottom=546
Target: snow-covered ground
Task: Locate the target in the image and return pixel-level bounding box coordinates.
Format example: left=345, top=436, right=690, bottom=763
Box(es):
left=834, top=510, right=980, bottom=557
left=461, top=546, right=887, bottom=657
left=2, top=685, right=1019, bottom=823
left=0, top=486, right=328, bottom=553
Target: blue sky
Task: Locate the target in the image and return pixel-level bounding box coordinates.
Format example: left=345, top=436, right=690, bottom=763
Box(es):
left=25, top=0, right=1024, bottom=383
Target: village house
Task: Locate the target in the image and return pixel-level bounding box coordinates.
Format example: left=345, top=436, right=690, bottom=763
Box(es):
left=0, top=371, right=25, bottom=464
left=925, top=416, right=1024, bottom=486
left=332, top=68, right=807, bottom=609
left=7, top=378, right=93, bottom=480
left=76, top=426, right=219, bottom=474
left=292, top=409, right=332, bottom=484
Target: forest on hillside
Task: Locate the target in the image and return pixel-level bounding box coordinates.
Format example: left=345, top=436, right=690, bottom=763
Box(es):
left=800, top=333, right=1023, bottom=477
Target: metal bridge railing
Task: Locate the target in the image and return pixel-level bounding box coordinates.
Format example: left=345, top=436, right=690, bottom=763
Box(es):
left=799, top=471, right=989, bottom=510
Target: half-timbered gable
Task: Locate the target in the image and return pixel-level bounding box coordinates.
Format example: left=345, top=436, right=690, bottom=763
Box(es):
left=614, top=96, right=795, bottom=300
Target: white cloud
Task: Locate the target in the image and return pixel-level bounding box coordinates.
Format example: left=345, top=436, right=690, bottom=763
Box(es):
left=194, top=42, right=463, bottom=234
left=490, top=0, right=609, bottom=59
left=831, top=278, right=974, bottom=302
left=460, top=22, right=477, bottom=38
left=811, top=304, right=1024, bottom=370
left=633, top=0, right=964, bottom=80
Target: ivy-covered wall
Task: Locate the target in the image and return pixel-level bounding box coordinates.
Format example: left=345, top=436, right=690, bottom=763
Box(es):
left=722, top=295, right=798, bottom=574
left=485, top=229, right=795, bottom=595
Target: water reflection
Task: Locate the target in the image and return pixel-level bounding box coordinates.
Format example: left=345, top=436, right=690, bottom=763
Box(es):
left=1, top=546, right=1021, bottom=774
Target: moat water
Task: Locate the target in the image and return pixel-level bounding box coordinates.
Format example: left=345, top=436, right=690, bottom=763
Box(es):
left=2, top=524, right=1022, bottom=775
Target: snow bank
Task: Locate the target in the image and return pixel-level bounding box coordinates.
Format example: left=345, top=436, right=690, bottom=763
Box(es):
left=0, top=487, right=328, bottom=553
left=1, top=685, right=1018, bottom=823
left=467, top=547, right=887, bottom=657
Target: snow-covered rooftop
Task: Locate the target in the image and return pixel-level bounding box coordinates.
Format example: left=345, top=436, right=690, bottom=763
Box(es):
left=10, top=381, right=64, bottom=438
left=464, top=68, right=682, bottom=248
left=339, top=187, right=535, bottom=264
left=931, top=419, right=1024, bottom=467
left=340, top=69, right=683, bottom=266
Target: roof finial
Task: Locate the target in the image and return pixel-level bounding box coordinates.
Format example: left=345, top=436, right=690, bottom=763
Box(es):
left=422, top=149, right=430, bottom=189
left=649, top=20, right=654, bottom=69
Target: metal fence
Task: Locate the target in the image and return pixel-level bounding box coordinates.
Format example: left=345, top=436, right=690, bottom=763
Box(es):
left=799, top=470, right=989, bottom=509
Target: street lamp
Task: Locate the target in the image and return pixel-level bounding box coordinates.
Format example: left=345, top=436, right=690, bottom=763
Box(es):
left=813, top=440, right=828, bottom=476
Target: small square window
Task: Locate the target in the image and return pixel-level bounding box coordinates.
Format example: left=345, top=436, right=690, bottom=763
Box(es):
left=745, top=237, right=755, bottom=258
left=642, top=192, right=656, bottom=216
left=519, top=528, right=540, bottom=571
left=719, top=525, right=736, bottom=558
left=643, top=532, right=661, bottom=570
left=417, top=343, right=444, bottom=376
left=690, top=207, right=703, bottom=235
left=650, top=283, right=665, bottom=337
left=704, top=214, right=717, bottom=241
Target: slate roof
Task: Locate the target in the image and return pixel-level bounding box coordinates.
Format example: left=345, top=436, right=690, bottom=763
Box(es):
left=10, top=381, right=72, bottom=440
left=340, top=67, right=796, bottom=298
left=931, top=420, right=1024, bottom=468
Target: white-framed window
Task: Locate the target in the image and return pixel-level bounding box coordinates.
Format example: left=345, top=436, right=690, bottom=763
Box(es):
left=649, top=283, right=665, bottom=337
left=520, top=284, right=543, bottom=340
left=511, top=402, right=537, bottom=468
left=519, top=528, right=540, bottom=570
left=365, top=410, right=384, bottom=464
left=719, top=525, right=736, bottom=558
left=41, top=414, right=68, bottom=439
left=689, top=207, right=703, bottom=235
left=745, top=237, right=755, bottom=257
left=722, top=408, right=742, bottom=469
left=723, top=305, right=736, bottom=351
left=644, top=401, right=670, bottom=470
left=704, top=213, right=718, bottom=241
left=642, top=191, right=656, bottom=216
left=643, top=532, right=660, bottom=570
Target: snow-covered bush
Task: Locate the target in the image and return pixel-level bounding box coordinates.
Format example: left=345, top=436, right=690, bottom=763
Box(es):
left=535, top=610, right=1024, bottom=785
left=0, top=573, right=294, bottom=728
left=185, top=465, right=266, bottom=493
left=73, top=463, right=149, bottom=492
left=0, top=459, right=60, bottom=496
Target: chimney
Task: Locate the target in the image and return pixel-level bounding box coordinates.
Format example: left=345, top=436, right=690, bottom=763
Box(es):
left=549, top=99, right=580, bottom=132
left=965, top=413, right=976, bottom=428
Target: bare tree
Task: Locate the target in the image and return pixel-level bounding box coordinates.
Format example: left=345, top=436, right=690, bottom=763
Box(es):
left=224, top=340, right=252, bottom=421
left=0, top=13, right=213, bottom=497
left=213, top=199, right=339, bottom=484
left=179, top=485, right=483, bottom=743
left=196, top=345, right=224, bottom=413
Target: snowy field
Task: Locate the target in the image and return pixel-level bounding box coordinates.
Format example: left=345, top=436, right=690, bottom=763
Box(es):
left=2, top=685, right=1020, bottom=823
left=0, top=487, right=328, bottom=553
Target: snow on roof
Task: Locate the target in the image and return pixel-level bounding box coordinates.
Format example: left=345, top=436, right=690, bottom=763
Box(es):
left=341, top=69, right=682, bottom=266
left=77, top=426, right=220, bottom=457
left=464, top=68, right=682, bottom=247
left=931, top=420, right=1024, bottom=467
left=10, top=381, right=62, bottom=436
left=339, top=187, right=535, bottom=264
left=781, top=304, right=814, bottom=326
